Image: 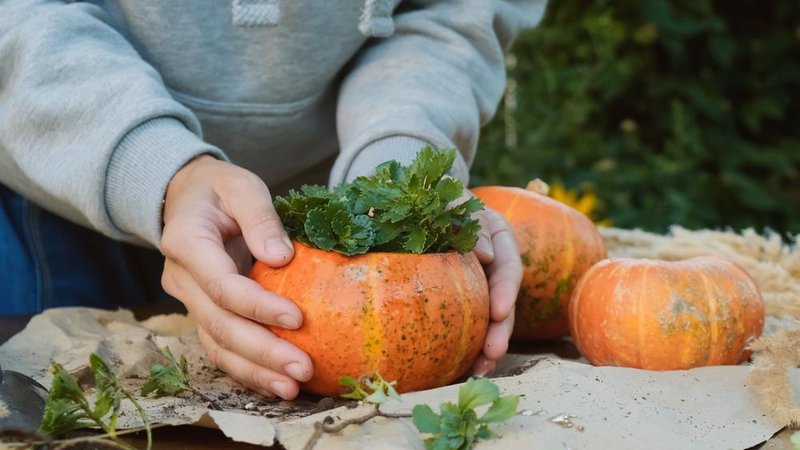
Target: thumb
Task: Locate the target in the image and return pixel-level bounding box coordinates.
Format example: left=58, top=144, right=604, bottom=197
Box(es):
left=219, top=174, right=294, bottom=267
left=473, top=209, right=494, bottom=263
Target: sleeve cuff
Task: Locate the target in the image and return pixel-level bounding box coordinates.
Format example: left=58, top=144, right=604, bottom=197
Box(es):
left=105, top=117, right=227, bottom=248
left=333, top=135, right=471, bottom=187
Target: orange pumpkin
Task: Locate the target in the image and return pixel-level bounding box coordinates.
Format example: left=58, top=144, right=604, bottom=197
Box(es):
left=249, top=242, right=490, bottom=396
left=568, top=256, right=765, bottom=370
left=472, top=181, right=607, bottom=341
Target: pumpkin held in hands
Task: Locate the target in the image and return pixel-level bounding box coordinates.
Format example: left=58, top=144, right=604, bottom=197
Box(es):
left=250, top=242, right=490, bottom=396
left=472, top=180, right=607, bottom=341
left=251, top=148, right=490, bottom=396
left=569, top=256, right=765, bottom=370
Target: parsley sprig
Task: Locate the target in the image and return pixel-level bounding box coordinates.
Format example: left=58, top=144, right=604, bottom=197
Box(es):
left=274, top=147, right=483, bottom=256
left=412, top=377, right=519, bottom=450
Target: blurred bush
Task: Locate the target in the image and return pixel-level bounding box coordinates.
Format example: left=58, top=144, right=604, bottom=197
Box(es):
left=472, top=0, right=800, bottom=236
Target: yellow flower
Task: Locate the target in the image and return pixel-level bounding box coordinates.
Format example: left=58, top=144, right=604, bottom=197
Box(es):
left=548, top=181, right=611, bottom=227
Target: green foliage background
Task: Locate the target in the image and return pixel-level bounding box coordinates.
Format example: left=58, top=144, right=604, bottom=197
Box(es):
left=472, top=0, right=800, bottom=236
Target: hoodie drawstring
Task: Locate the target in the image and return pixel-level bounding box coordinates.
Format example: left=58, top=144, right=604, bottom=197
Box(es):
left=359, top=0, right=395, bottom=38
left=231, top=0, right=280, bottom=27
left=231, top=0, right=395, bottom=38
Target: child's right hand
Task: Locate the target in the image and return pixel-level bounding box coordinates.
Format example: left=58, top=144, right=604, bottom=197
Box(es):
left=160, top=155, right=313, bottom=400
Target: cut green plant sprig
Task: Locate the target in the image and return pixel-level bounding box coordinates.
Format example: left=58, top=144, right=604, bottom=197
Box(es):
left=40, top=354, right=152, bottom=450
left=302, top=373, right=409, bottom=450
left=304, top=374, right=517, bottom=450
left=339, top=372, right=400, bottom=404
left=275, top=147, right=484, bottom=256
left=140, top=347, right=190, bottom=398
left=412, top=377, right=519, bottom=450
left=141, top=346, right=221, bottom=410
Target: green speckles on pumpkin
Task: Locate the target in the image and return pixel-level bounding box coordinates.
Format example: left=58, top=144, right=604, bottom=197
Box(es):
left=537, top=256, right=551, bottom=275
left=658, top=292, right=710, bottom=337
left=534, top=297, right=560, bottom=322
left=520, top=253, right=531, bottom=267
left=553, top=276, right=573, bottom=302
left=533, top=276, right=573, bottom=322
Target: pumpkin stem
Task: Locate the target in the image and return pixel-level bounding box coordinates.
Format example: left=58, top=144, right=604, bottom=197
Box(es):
left=526, top=179, right=550, bottom=195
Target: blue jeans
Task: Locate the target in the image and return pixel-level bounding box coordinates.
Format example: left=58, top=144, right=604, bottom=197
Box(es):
left=0, top=183, right=174, bottom=315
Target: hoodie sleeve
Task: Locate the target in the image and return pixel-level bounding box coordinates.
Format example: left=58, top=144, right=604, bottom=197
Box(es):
left=0, top=1, right=226, bottom=249
left=330, top=0, right=547, bottom=187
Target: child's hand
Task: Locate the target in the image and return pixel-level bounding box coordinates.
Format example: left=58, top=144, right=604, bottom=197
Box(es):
left=469, top=205, right=522, bottom=376
left=160, top=155, right=313, bottom=400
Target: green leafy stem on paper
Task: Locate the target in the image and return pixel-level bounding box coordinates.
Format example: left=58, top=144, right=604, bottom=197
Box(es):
left=412, top=377, right=519, bottom=450
left=274, top=147, right=484, bottom=256
left=28, top=348, right=211, bottom=450
left=140, top=346, right=221, bottom=410
left=39, top=354, right=152, bottom=450
left=302, top=374, right=518, bottom=450
left=301, top=373, right=410, bottom=450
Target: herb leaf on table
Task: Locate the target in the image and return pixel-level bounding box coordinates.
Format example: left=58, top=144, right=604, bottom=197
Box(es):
left=40, top=354, right=152, bottom=450
left=412, top=377, right=519, bottom=450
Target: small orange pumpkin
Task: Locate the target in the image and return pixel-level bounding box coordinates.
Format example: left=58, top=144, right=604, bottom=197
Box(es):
left=472, top=180, right=607, bottom=341
left=250, top=242, right=490, bottom=396
left=568, top=256, right=765, bottom=370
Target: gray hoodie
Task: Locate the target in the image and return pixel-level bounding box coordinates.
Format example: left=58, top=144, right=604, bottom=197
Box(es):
left=0, top=0, right=546, bottom=249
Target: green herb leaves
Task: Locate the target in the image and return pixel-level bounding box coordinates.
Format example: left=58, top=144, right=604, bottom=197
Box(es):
left=40, top=354, right=151, bottom=450
left=141, top=347, right=191, bottom=398
left=274, top=147, right=483, bottom=256
left=339, top=373, right=400, bottom=404
left=412, top=378, right=519, bottom=450
left=40, top=361, right=96, bottom=436
left=331, top=374, right=517, bottom=450
left=141, top=347, right=221, bottom=410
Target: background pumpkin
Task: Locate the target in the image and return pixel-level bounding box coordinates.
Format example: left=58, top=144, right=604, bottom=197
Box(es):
left=472, top=181, right=607, bottom=341
left=250, top=242, right=490, bottom=396
left=568, top=256, right=765, bottom=370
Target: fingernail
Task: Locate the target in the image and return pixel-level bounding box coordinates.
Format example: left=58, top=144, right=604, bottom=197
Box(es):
left=270, top=380, right=288, bottom=398
left=277, top=313, right=300, bottom=329
left=474, top=359, right=490, bottom=377
left=265, top=238, right=292, bottom=258
left=284, top=362, right=308, bottom=380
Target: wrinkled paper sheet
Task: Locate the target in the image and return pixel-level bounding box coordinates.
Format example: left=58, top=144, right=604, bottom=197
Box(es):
left=1, top=307, right=797, bottom=449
